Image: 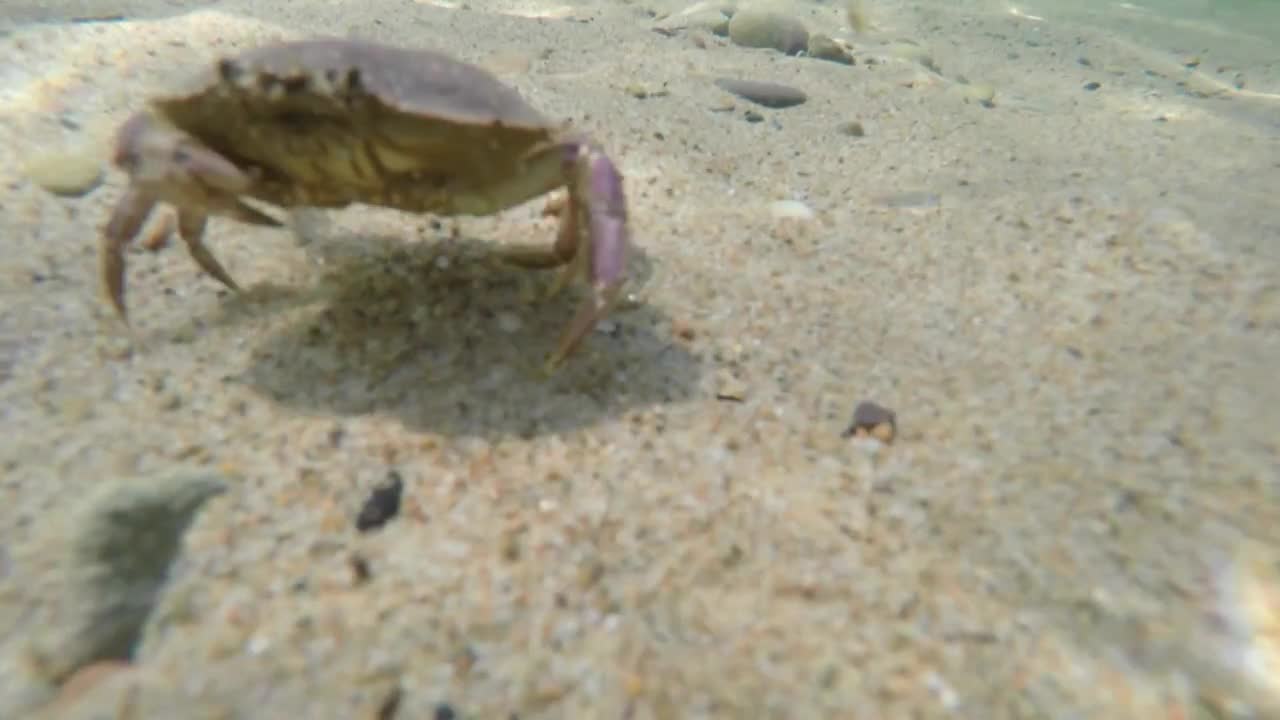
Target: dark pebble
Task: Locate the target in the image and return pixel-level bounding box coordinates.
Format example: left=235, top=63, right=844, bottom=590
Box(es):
left=714, top=78, right=808, bottom=108
left=842, top=401, right=897, bottom=441
left=1083, top=81, right=1101, bottom=91
left=435, top=703, right=457, bottom=720
left=356, top=471, right=404, bottom=533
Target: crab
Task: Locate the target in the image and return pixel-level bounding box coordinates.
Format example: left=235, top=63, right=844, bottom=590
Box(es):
left=103, top=38, right=631, bottom=372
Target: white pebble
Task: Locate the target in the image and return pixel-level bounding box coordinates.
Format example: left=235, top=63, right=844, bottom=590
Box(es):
left=769, top=199, right=815, bottom=221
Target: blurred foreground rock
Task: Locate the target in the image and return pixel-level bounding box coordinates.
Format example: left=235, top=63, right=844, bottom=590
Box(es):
left=0, top=474, right=227, bottom=718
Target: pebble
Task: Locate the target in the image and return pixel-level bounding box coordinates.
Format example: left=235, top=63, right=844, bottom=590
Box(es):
left=27, top=474, right=228, bottom=683
left=842, top=401, right=897, bottom=443
left=654, top=4, right=731, bottom=35
left=355, top=471, right=404, bottom=533
left=727, top=8, right=809, bottom=55
left=958, top=82, right=997, bottom=107
left=714, top=369, right=748, bottom=402
left=23, top=147, right=104, bottom=197
left=768, top=200, right=815, bottom=221
left=807, top=33, right=854, bottom=65
left=837, top=120, right=866, bottom=137
left=714, top=78, right=808, bottom=108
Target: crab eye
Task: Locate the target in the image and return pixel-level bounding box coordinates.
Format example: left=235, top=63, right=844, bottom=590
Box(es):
left=216, top=59, right=241, bottom=84
left=341, top=68, right=361, bottom=93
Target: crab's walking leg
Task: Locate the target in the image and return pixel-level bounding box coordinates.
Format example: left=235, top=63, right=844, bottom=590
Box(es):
left=101, top=187, right=157, bottom=322
left=500, top=192, right=578, bottom=271
left=543, top=144, right=630, bottom=373
left=176, top=210, right=240, bottom=292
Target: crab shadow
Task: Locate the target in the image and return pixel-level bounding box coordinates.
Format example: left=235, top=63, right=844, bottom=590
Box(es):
left=234, top=218, right=696, bottom=439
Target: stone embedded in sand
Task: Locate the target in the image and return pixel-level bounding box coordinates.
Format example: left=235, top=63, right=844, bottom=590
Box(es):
left=959, top=82, right=997, bottom=107
left=837, top=120, right=866, bottom=137
left=808, top=33, right=854, bottom=65
left=356, top=471, right=404, bottom=533
left=714, top=78, right=808, bottom=109
left=768, top=200, right=814, bottom=221
left=27, top=473, right=228, bottom=683
left=23, top=148, right=104, bottom=197
left=842, top=401, right=897, bottom=443
left=714, top=369, right=749, bottom=402
left=727, top=8, right=809, bottom=55
left=654, top=4, right=731, bottom=35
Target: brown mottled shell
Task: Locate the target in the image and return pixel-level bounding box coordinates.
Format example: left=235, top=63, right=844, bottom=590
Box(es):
left=148, top=39, right=561, bottom=212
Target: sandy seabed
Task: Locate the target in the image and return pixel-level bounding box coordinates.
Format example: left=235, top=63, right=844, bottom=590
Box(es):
left=1, top=0, right=1278, bottom=717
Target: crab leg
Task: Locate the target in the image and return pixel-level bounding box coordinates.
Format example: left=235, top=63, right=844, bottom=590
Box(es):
left=541, top=143, right=629, bottom=373
left=103, top=111, right=287, bottom=319
left=500, top=192, right=579, bottom=271
left=176, top=210, right=240, bottom=293
left=496, top=142, right=629, bottom=372
left=101, top=187, right=158, bottom=321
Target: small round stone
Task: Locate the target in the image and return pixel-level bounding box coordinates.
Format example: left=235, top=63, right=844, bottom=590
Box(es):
left=714, top=78, right=808, bottom=109
left=808, top=34, right=853, bottom=65
left=728, top=9, right=809, bottom=55
left=23, top=148, right=104, bottom=197
left=769, top=200, right=814, bottom=221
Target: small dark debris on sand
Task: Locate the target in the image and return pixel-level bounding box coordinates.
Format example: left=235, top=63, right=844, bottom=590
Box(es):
left=356, top=471, right=404, bottom=533
left=842, top=401, right=897, bottom=443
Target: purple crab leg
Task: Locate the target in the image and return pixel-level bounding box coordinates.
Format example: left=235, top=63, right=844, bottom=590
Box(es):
left=543, top=142, right=630, bottom=373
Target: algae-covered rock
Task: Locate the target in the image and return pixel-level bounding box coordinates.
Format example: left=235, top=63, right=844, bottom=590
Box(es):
left=27, top=474, right=228, bottom=682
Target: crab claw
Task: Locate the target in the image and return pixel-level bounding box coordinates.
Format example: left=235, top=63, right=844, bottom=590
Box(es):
left=102, top=111, right=282, bottom=321
left=542, top=143, right=630, bottom=373
left=114, top=111, right=252, bottom=197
